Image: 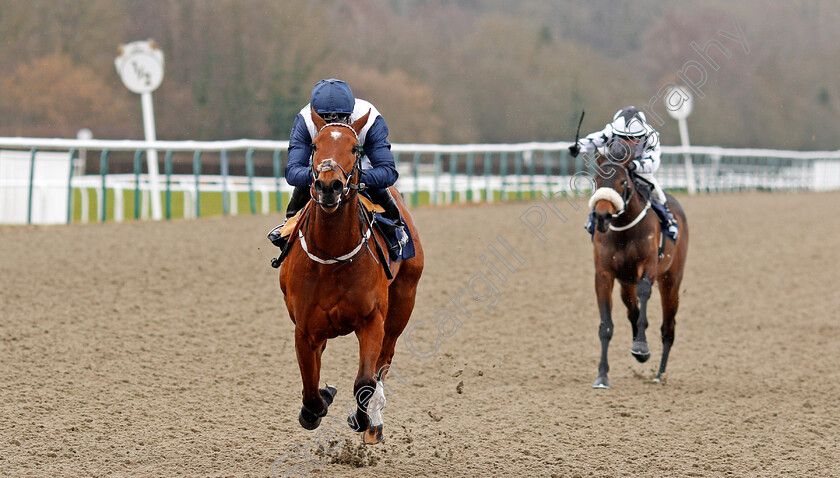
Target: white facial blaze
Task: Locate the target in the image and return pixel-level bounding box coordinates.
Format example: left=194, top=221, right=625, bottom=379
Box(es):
left=330, top=130, right=343, bottom=140
left=366, top=381, right=386, bottom=427
left=316, top=158, right=336, bottom=172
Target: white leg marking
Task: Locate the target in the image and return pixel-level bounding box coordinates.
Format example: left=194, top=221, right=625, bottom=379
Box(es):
left=367, top=381, right=386, bottom=427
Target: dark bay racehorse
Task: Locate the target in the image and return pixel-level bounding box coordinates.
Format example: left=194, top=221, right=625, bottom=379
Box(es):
left=278, top=109, right=424, bottom=444
left=588, top=142, right=689, bottom=389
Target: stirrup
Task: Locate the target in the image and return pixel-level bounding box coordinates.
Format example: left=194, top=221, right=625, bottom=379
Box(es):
left=666, top=223, right=679, bottom=242
left=267, top=221, right=289, bottom=248
left=663, top=215, right=679, bottom=242
left=391, top=224, right=409, bottom=251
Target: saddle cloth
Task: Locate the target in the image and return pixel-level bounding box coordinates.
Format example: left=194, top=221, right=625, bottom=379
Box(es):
left=371, top=211, right=415, bottom=263
left=359, top=191, right=415, bottom=263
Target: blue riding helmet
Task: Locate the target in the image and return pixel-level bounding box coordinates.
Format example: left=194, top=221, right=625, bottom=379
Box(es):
left=310, top=79, right=355, bottom=116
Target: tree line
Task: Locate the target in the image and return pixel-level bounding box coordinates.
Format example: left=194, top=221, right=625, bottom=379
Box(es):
left=0, top=0, right=837, bottom=150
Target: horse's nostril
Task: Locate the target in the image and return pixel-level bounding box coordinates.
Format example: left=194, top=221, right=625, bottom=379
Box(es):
left=331, top=179, right=343, bottom=193
left=314, top=179, right=325, bottom=192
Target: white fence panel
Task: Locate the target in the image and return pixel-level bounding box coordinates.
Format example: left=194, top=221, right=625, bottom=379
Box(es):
left=0, top=150, right=72, bottom=224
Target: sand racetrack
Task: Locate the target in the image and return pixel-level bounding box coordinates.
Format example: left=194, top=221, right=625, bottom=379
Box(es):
left=2, top=191, right=839, bottom=477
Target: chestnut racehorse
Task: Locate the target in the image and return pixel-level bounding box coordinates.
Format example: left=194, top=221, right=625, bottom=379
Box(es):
left=278, top=109, right=424, bottom=444
left=588, top=142, right=689, bottom=389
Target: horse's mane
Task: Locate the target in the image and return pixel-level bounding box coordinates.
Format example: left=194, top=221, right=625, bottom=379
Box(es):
left=594, top=153, right=630, bottom=178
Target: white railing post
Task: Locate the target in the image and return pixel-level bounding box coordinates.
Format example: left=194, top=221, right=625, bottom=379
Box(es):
left=114, top=187, right=124, bottom=222
left=80, top=188, right=89, bottom=224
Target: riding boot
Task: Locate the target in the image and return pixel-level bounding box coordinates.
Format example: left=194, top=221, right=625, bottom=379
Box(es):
left=268, top=186, right=311, bottom=249
left=368, top=188, right=408, bottom=251
left=584, top=211, right=595, bottom=236
left=662, top=202, right=679, bottom=242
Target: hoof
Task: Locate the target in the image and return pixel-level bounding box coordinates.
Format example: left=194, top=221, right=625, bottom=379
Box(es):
left=653, top=375, right=665, bottom=385
left=630, top=341, right=651, bottom=363
left=363, top=425, right=384, bottom=445
left=320, top=385, right=338, bottom=406
left=347, top=412, right=365, bottom=432
left=592, top=376, right=610, bottom=389
left=298, top=409, right=322, bottom=430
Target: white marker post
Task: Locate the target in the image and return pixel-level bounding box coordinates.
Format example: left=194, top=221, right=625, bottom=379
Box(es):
left=75, top=128, right=92, bottom=176
left=665, top=86, right=696, bottom=195
left=115, top=40, right=165, bottom=220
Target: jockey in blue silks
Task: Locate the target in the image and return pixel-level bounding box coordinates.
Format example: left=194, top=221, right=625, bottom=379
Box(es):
left=569, top=106, right=679, bottom=241
left=268, top=78, right=406, bottom=252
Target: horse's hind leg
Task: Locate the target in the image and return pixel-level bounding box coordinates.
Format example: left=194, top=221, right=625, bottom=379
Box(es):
left=376, top=271, right=421, bottom=375
left=294, top=329, right=334, bottom=430
left=630, top=275, right=653, bottom=363
left=620, top=283, right=641, bottom=341
left=655, top=271, right=682, bottom=382
left=348, top=312, right=385, bottom=444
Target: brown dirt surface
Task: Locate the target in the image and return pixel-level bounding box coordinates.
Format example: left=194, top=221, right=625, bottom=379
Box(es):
left=2, top=191, right=839, bottom=477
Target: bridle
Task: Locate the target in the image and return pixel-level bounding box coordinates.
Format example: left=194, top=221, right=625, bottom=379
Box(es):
left=298, top=121, right=376, bottom=266
left=592, top=163, right=651, bottom=232
left=595, top=163, right=634, bottom=216
left=309, top=122, right=364, bottom=208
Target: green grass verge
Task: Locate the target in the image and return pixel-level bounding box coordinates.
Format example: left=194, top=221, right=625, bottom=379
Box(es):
left=70, top=186, right=589, bottom=222
left=71, top=188, right=291, bottom=222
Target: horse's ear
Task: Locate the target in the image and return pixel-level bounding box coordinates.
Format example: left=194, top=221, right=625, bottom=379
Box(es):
left=351, top=109, right=371, bottom=135
left=311, top=108, right=326, bottom=131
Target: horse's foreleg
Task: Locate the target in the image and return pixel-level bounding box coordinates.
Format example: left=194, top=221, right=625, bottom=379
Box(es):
left=594, top=271, right=615, bottom=389
left=655, top=272, right=682, bottom=382
left=630, top=275, right=653, bottom=363
left=348, top=312, right=385, bottom=444
left=295, top=328, right=331, bottom=430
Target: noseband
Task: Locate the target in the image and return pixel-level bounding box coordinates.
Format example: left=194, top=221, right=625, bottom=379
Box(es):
left=589, top=165, right=651, bottom=232
left=589, top=166, right=634, bottom=217
left=310, top=122, right=364, bottom=207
